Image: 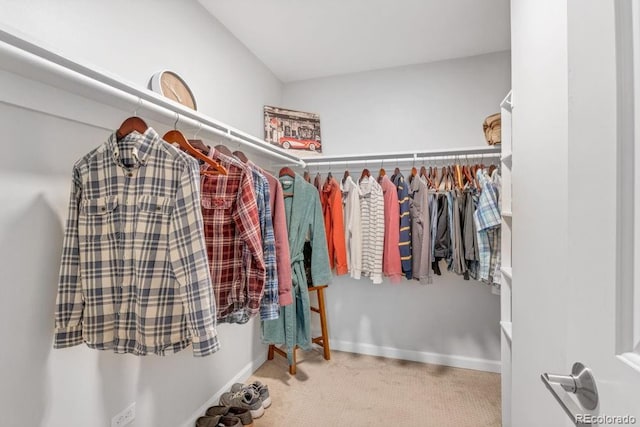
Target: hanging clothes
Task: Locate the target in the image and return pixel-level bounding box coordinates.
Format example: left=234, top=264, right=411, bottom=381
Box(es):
left=245, top=162, right=279, bottom=322
left=313, top=173, right=323, bottom=195
left=409, top=174, right=433, bottom=284
left=54, top=128, right=218, bottom=356
left=462, top=188, right=480, bottom=280
left=201, top=148, right=266, bottom=322
left=379, top=175, right=403, bottom=283
left=359, top=175, right=384, bottom=284
left=262, top=173, right=331, bottom=363
left=429, top=191, right=438, bottom=265
left=255, top=166, right=293, bottom=307
left=449, top=189, right=468, bottom=276
left=446, top=191, right=455, bottom=269
left=341, top=175, right=363, bottom=279
left=474, top=168, right=501, bottom=292
left=390, top=171, right=412, bottom=279
left=490, top=168, right=503, bottom=289
left=321, top=176, right=348, bottom=275
left=432, top=193, right=450, bottom=275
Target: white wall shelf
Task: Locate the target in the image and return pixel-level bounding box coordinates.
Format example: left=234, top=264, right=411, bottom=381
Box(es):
left=500, top=90, right=513, bottom=427
left=0, top=25, right=306, bottom=168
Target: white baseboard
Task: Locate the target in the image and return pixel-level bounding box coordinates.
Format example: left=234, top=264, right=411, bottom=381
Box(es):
left=180, top=352, right=267, bottom=427
left=331, top=339, right=501, bottom=373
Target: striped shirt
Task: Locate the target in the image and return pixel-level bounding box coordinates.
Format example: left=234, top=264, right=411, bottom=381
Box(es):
left=359, top=176, right=385, bottom=284
left=391, top=172, right=412, bottom=279
left=55, top=128, right=218, bottom=357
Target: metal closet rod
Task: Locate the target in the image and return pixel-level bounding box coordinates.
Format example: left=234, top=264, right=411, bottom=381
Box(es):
left=0, top=26, right=306, bottom=167
left=294, top=149, right=501, bottom=169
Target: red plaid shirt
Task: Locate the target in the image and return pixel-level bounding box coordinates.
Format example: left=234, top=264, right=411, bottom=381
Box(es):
left=200, top=148, right=265, bottom=320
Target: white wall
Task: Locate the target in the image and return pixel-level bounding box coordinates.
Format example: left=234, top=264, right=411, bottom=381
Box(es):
left=0, top=1, right=282, bottom=426
left=510, top=0, right=569, bottom=425
left=283, top=52, right=511, bottom=370
left=283, top=51, right=511, bottom=155
left=1, top=0, right=280, bottom=138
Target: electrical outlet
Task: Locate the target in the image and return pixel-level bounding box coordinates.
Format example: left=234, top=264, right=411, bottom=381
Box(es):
left=111, top=402, right=136, bottom=427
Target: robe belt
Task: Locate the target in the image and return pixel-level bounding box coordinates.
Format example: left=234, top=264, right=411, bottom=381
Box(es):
left=281, top=252, right=310, bottom=363
left=290, top=252, right=304, bottom=264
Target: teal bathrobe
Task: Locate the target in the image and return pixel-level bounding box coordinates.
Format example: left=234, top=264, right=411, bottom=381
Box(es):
left=262, top=173, right=331, bottom=362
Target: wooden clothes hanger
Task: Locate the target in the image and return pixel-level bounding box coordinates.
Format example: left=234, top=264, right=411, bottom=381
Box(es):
left=116, top=116, right=148, bottom=141
left=450, top=164, right=456, bottom=190
left=418, top=165, right=432, bottom=187
left=360, top=168, right=370, bottom=183
left=472, top=164, right=481, bottom=188
left=116, top=99, right=148, bottom=141
left=463, top=164, right=474, bottom=188
left=233, top=150, right=249, bottom=163
left=342, top=169, right=350, bottom=184
left=279, top=167, right=296, bottom=198
left=215, top=144, right=233, bottom=156
left=441, top=166, right=448, bottom=190
left=279, top=167, right=295, bottom=178
left=163, top=129, right=227, bottom=175
left=443, top=165, right=450, bottom=191
left=409, top=165, right=417, bottom=183
left=378, top=166, right=386, bottom=182
left=189, top=139, right=209, bottom=154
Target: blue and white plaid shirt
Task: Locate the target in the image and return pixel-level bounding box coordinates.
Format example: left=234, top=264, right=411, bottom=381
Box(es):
left=248, top=162, right=279, bottom=321
left=54, top=128, right=219, bottom=357
left=474, top=169, right=501, bottom=287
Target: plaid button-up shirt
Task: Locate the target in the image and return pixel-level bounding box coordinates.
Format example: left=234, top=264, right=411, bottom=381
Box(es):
left=200, top=149, right=266, bottom=321
left=474, top=169, right=501, bottom=288
left=247, top=161, right=279, bottom=321
left=55, top=128, right=219, bottom=357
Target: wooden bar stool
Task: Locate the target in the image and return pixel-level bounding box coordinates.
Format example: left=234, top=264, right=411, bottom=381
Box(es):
left=268, top=284, right=330, bottom=375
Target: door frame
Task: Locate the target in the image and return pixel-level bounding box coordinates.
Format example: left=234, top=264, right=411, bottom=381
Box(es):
left=615, top=0, right=640, bottom=371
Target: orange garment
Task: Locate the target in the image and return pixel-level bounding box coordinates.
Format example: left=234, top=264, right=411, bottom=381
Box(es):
left=321, top=177, right=348, bottom=275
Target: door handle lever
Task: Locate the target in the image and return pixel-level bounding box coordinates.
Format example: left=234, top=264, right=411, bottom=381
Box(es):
left=544, top=373, right=578, bottom=393
left=541, top=362, right=599, bottom=425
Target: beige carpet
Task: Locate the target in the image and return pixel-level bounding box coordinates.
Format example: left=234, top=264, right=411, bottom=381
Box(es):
left=247, top=349, right=501, bottom=427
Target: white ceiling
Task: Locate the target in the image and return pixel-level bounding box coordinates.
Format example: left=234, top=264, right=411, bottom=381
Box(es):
left=199, top=0, right=511, bottom=83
